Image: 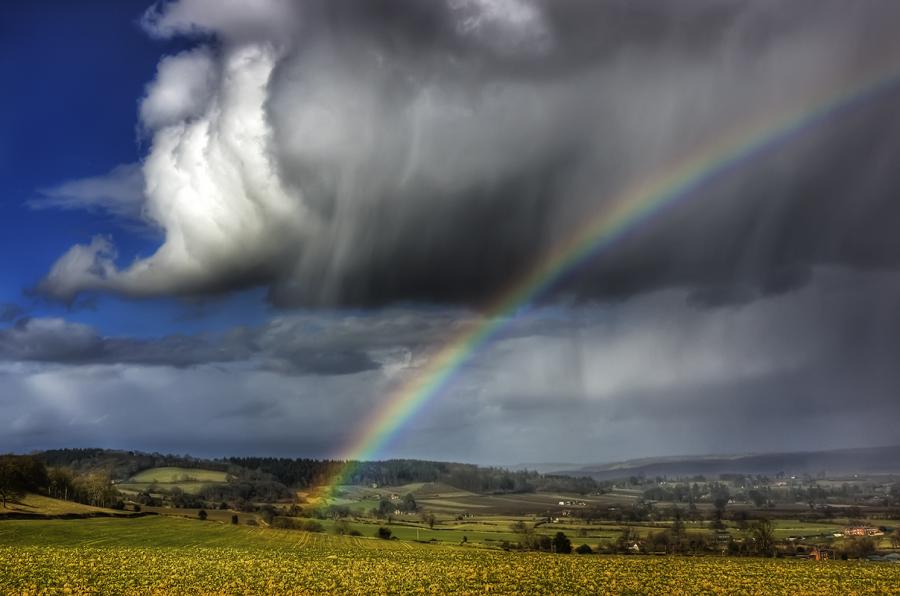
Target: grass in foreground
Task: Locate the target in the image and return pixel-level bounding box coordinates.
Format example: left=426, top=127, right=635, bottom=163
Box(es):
left=2, top=517, right=900, bottom=594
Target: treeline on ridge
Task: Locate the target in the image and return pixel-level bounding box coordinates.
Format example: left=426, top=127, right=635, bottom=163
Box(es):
left=30, top=449, right=598, bottom=495
left=227, top=457, right=598, bottom=494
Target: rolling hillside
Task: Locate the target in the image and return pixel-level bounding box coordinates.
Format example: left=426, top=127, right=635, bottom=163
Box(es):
left=555, top=444, right=900, bottom=480
left=117, top=466, right=230, bottom=495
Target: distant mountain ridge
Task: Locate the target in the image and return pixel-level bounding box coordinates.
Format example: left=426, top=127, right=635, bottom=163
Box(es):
left=552, top=444, right=900, bottom=480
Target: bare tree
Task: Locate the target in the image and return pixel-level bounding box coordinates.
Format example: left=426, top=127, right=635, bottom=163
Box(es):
left=750, top=519, right=776, bottom=557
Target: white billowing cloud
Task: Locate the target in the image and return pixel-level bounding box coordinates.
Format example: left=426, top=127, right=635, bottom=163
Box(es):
left=40, top=236, right=119, bottom=300
left=40, top=40, right=308, bottom=300
left=139, top=48, right=217, bottom=130
left=30, top=163, right=145, bottom=220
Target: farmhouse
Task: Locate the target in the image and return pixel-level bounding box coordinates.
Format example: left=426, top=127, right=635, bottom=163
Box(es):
left=842, top=526, right=884, bottom=537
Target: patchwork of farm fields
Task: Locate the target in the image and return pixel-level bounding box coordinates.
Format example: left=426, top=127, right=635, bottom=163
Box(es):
left=1, top=517, right=899, bottom=594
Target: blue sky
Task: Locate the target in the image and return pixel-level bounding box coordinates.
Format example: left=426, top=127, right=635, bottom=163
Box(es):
left=0, top=1, right=268, bottom=337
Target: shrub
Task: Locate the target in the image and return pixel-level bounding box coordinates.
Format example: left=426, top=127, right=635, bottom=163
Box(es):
left=333, top=520, right=350, bottom=535
left=377, top=527, right=392, bottom=540
left=554, top=532, right=572, bottom=554
left=271, top=517, right=296, bottom=530
left=299, top=520, right=324, bottom=533
left=231, top=514, right=239, bottom=525
left=576, top=544, right=593, bottom=555
left=198, top=509, right=208, bottom=521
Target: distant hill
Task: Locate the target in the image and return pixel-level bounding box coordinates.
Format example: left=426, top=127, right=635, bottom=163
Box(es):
left=29, top=448, right=598, bottom=494
left=505, top=462, right=583, bottom=474
left=553, top=444, right=900, bottom=480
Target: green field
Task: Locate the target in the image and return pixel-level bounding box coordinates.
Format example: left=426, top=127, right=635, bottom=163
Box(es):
left=116, top=467, right=230, bottom=495
left=1, top=516, right=899, bottom=594
left=336, top=482, right=641, bottom=516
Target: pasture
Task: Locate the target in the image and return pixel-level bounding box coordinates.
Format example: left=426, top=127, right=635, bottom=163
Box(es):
left=116, top=466, right=229, bottom=495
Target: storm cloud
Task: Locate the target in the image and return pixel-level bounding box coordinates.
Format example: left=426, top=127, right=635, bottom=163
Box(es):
left=6, top=267, right=900, bottom=461
left=37, top=0, right=900, bottom=308
left=0, top=308, right=473, bottom=375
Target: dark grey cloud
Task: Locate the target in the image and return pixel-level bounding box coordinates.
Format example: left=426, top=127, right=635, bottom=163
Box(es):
left=0, top=317, right=239, bottom=368
left=36, top=0, right=900, bottom=309
left=0, top=310, right=468, bottom=375
left=4, top=268, right=900, bottom=462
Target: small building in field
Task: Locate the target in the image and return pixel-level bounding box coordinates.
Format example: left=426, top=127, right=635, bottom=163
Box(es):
left=843, top=526, right=884, bottom=537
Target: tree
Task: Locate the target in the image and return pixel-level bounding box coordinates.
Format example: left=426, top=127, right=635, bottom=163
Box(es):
left=711, top=483, right=730, bottom=516
left=231, top=514, right=239, bottom=525
left=748, top=489, right=767, bottom=508
left=402, top=492, right=417, bottom=512
left=0, top=457, right=26, bottom=508
left=373, top=497, right=394, bottom=518
left=671, top=507, right=685, bottom=541
left=844, top=537, right=876, bottom=559
left=616, top=527, right=640, bottom=554
left=750, top=519, right=775, bottom=557
left=48, top=467, right=75, bottom=501
left=553, top=532, right=572, bottom=554
left=0, top=455, right=48, bottom=508
left=259, top=505, right=276, bottom=525
left=75, top=472, right=119, bottom=509
left=198, top=509, right=208, bottom=521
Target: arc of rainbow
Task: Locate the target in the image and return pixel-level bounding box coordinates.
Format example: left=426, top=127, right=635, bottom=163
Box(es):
left=320, top=60, right=900, bottom=495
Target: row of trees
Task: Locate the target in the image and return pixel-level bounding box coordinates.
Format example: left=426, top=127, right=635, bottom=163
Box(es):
left=0, top=455, right=122, bottom=510
left=0, top=455, right=48, bottom=507
left=38, top=449, right=229, bottom=480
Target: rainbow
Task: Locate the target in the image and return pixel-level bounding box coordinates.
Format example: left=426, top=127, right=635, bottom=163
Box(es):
left=320, top=61, right=900, bottom=495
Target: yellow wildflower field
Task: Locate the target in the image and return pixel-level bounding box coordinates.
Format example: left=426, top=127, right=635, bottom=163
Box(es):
left=2, top=537, right=899, bottom=595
